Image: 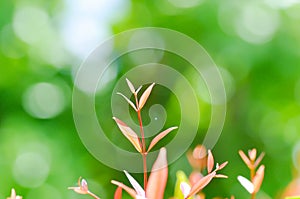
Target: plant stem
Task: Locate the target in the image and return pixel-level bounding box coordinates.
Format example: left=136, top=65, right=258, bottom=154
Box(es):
left=135, top=94, right=148, bottom=190
left=250, top=165, right=255, bottom=199
left=88, top=191, right=101, bottom=199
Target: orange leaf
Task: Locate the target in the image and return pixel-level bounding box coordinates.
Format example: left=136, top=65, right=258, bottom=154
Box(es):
left=238, top=150, right=251, bottom=169
left=217, top=161, right=228, bottom=171
left=253, top=165, right=265, bottom=193
left=113, top=117, right=142, bottom=152
left=185, top=171, right=216, bottom=198
left=146, top=148, right=168, bottom=199
left=207, top=150, right=214, bottom=173
left=111, top=180, right=136, bottom=198
left=147, top=126, right=178, bottom=152
left=126, top=78, right=136, bottom=94
left=117, top=92, right=137, bottom=111
left=254, top=152, right=265, bottom=168
left=138, top=83, right=155, bottom=110
left=114, top=186, right=122, bottom=199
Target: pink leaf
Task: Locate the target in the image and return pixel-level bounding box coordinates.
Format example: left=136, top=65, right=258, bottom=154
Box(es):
left=138, top=83, right=155, bottom=110
left=216, top=161, right=228, bottom=171
left=126, top=78, right=136, bottom=94
left=253, top=165, right=265, bottom=193
left=185, top=171, right=216, bottom=198
left=254, top=152, right=265, bottom=168
left=207, top=150, right=214, bottom=173
left=111, top=180, right=137, bottom=198
left=147, top=126, right=178, bottom=152
left=238, top=150, right=251, bottom=169
left=114, top=186, right=122, bottom=199
left=146, top=147, right=168, bottom=199
left=117, top=92, right=137, bottom=111
left=113, top=117, right=142, bottom=152
left=248, top=149, right=257, bottom=162
left=124, top=170, right=145, bottom=197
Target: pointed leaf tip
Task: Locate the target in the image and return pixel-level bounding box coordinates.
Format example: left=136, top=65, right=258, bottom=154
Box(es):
left=126, top=78, right=135, bottom=94
left=207, top=150, right=214, bottom=173
left=138, top=83, right=155, bottom=110
left=147, top=126, right=178, bottom=152
left=117, top=92, right=137, bottom=111
left=124, top=170, right=145, bottom=197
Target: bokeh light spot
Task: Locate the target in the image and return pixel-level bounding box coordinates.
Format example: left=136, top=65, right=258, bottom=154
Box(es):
left=13, top=5, right=49, bottom=44
left=22, top=82, right=66, bottom=119
left=13, top=152, right=50, bottom=188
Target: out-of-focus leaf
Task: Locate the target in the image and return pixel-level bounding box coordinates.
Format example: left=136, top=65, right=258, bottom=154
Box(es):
left=239, top=150, right=251, bottom=169
left=185, top=171, right=216, bottom=198
left=111, top=180, right=136, bottom=198
left=114, top=186, right=122, bottom=199
left=237, top=175, right=254, bottom=194
left=174, top=170, right=190, bottom=199
left=207, top=150, right=214, bottom=173
left=146, top=147, right=168, bottom=199
left=253, top=165, right=265, bottom=193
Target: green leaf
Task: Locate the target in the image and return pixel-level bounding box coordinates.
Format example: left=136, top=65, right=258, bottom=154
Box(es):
left=174, top=170, right=190, bottom=199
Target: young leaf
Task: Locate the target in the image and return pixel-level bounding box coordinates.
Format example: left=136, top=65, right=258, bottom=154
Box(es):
left=254, top=152, right=265, bottom=168
left=239, top=150, right=251, bottom=169
left=136, top=86, right=142, bottom=94
left=253, top=165, right=265, bottom=193
left=138, top=83, right=155, bottom=110
left=126, top=78, right=136, bottom=94
left=180, top=182, right=191, bottom=199
left=111, top=180, right=137, bottom=198
left=207, top=150, right=214, bottom=173
left=185, top=171, right=216, bottom=198
left=114, top=186, right=122, bottom=199
left=147, top=147, right=168, bottom=199
left=147, top=126, right=178, bottom=152
left=113, top=117, right=142, bottom=152
left=248, top=148, right=257, bottom=162
left=175, top=171, right=190, bottom=199
left=237, top=175, right=254, bottom=194
left=117, top=92, right=137, bottom=111
left=124, top=170, right=145, bottom=197
left=216, top=161, right=228, bottom=171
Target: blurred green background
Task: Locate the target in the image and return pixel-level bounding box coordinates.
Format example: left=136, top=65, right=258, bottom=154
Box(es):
left=1, top=0, right=300, bottom=198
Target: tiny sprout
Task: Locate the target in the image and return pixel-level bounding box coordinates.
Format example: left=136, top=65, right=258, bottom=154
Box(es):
left=181, top=150, right=228, bottom=199
left=238, top=148, right=265, bottom=199
left=7, top=189, right=22, bottom=199
left=68, top=177, right=101, bottom=199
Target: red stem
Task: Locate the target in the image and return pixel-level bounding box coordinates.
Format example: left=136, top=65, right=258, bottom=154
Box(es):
left=135, top=94, right=148, bottom=190
left=88, top=191, right=101, bottom=199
